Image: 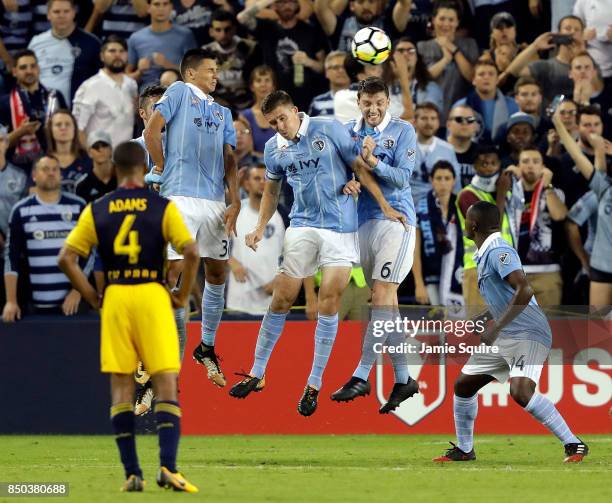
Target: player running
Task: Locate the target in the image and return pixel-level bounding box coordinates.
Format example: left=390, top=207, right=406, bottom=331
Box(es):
left=145, top=48, right=239, bottom=388
left=58, top=142, right=200, bottom=492
left=229, top=90, right=405, bottom=416
left=331, top=77, right=419, bottom=413
left=433, top=201, right=588, bottom=463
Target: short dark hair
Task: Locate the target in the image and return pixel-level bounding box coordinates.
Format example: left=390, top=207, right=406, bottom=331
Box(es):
left=13, top=49, right=37, bottom=66
left=514, top=76, right=541, bottom=95
left=431, top=160, right=456, bottom=179
left=138, top=84, right=166, bottom=109
left=432, top=0, right=462, bottom=20
left=577, top=104, right=602, bottom=124
left=261, top=90, right=294, bottom=115
left=468, top=200, right=500, bottom=230
left=519, top=144, right=543, bottom=156
left=180, top=48, right=216, bottom=78
left=475, top=144, right=500, bottom=160
left=558, top=14, right=584, bottom=31
left=47, top=0, right=75, bottom=8
left=101, top=34, right=127, bottom=52
left=211, top=9, right=236, bottom=24
left=414, top=102, right=440, bottom=118
left=113, top=141, right=146, bottom=173
left=357, top=77, right=389, bottom=98
left=33, top=154, right=59, bottom=171
left=248, top=65, right=277, bottom=88
left=474, top=58, right=499, bottom=74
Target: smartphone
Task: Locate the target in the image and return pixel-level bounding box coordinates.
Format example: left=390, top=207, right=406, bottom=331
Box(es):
left=546, top=94, right=565, bottom=117
left=551, top=34, right=574, bottom=45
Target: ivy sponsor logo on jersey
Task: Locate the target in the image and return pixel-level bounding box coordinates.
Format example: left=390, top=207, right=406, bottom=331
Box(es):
left=375, top=333, right=446, bottom=426
left=285, top=157, right=321, bottom=174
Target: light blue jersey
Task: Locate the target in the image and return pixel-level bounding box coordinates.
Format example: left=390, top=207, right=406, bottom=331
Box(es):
left=345, top=113, right=417, bottom=226
left=154, top=81, right=236, bottom=201
left=476, top=232, right=552, bottom=347
left=264, top=113, right=358, bottom=233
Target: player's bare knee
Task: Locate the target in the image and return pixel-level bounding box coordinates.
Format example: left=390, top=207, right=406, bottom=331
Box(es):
left=510, top=379, right=535, bottom=408
left=371, top=283, right=397, bottom=307
left=151, top=372, right=178, bottom=402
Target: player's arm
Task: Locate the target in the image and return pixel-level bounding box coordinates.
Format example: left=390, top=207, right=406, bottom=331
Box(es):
left=223, top=111, right=241, bottom=237
left=351, top=157, right=406, bottom=225
left=143, top=110, right=166, bottom=174
left=246, top=178, right=281, bottom=251
left=361, top=128, right=415, bottom=189
left=482, top=267, right=534, bottom=346
left=392, top=0, right=412, bottom=33
left=313, top=0, right=339, bottom=36
left=57, top=205, right=100, bottom=310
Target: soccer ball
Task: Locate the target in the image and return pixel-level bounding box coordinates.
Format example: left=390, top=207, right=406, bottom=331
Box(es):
left=351, top=27, right=392, bottom=65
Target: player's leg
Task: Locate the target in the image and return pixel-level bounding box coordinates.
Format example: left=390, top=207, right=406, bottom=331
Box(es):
left=192, top=199, right=229, bottom=387
left=508, top=341, right=588, bottom=462
left=150, top=371, right=198, bottom=493
left=229, top=272, right=303, bottom=398
left=110, top=373, right=144, bottom=491
left=297, top=265, right=351, bottom=416
left=192, top=258, right=227, bottom=386
left=433, top=373, right=494, bottom=462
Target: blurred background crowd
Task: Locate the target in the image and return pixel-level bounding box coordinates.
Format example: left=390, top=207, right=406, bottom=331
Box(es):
left=1, top=0, right=611, bottom=322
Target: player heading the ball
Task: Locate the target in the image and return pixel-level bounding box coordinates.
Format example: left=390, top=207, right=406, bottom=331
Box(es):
left=229, top=90, right=405, bottom=416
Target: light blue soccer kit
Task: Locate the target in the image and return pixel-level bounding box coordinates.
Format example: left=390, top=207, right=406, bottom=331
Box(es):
left=345, top=112, right=417, bottom=285
left=250, top=113, right=365, bottom=392
left=463, top=232, right=552, bottom=383
left=153, top=81, right=237, bottom=348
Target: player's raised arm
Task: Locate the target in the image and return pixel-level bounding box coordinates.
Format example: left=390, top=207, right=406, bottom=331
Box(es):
left=245, top=177, right=282, bottom=251
left=143, top=110, right=166, bottom=174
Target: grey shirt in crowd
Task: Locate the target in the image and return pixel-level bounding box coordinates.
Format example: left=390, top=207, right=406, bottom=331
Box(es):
left=528, top=58, right=573, bottom=105
left=0, top=162, right=27, bottom=238
left=417, top=37, right=479, bottom=119
left=589, top=170, right=612, bottom=274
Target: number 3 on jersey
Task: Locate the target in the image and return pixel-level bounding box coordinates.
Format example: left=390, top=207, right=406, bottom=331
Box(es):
left=114, top=214, right=142, bottom=264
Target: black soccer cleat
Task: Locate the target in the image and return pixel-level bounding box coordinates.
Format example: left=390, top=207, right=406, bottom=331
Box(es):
left=121, top=474, right=144, bottom=492
left=192, top=342, right=226, bottom=387
left=298, top=385, right=319, bottom=416
left=433, top=442, right=476, bottom=462
left=564, top=440, right=589, bottom=463
left=330, top=377, right=371, bottom=402
left=229, top=373, right=265, bottom=398
left=379, top=376, right=419, bottom=414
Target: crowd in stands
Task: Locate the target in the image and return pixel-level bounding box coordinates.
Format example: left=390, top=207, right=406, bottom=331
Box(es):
left=0, top=0, right=611, bottom=321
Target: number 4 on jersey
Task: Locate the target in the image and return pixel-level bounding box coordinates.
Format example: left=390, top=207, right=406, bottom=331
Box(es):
left=114, top=214, right=142, bottom=264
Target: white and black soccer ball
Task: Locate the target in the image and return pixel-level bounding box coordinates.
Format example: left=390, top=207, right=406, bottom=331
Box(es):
left=351, top=26, right=392, bottom=65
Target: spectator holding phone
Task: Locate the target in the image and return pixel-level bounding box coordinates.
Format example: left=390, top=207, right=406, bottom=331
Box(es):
left=501, top=15, right=586, bottom=104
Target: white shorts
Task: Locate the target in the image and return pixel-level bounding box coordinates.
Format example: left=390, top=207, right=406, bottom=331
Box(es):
left=279, top=227, right=359, bottom=278
left=462, top=338, right=550, bottom=384
left=358, top=219, right=416, bottom=286
left=167, top=196, right=228, bottom=260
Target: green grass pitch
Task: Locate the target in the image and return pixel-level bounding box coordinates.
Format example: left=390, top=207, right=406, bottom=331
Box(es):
left=1, top=435, right=610, bottom=502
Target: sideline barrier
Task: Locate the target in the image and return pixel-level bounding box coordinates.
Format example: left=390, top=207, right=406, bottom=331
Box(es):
left=1, top=319, right=610, bottom=434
